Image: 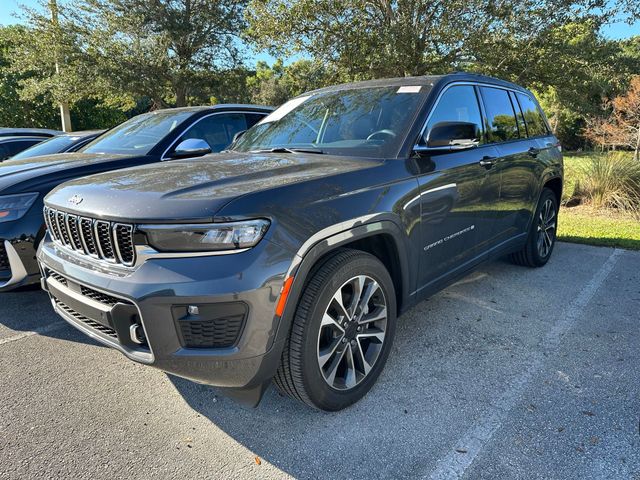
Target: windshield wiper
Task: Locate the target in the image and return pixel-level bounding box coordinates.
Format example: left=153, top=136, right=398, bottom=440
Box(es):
left=251, top=146, right=325, bottom=155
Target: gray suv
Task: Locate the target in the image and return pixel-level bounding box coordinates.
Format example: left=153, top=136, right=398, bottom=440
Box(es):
left=38, top=73, right=562, bottom=411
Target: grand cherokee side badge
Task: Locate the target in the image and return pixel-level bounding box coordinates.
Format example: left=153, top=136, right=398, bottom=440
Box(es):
left=68, top=194, right=83, bottom=205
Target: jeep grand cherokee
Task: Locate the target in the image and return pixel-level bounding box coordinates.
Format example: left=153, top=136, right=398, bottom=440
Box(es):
left=38, top=73, right=562, bottom=411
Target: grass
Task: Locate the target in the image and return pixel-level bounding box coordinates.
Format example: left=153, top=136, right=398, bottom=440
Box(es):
left=557, top=152, right=640, bottom=250
left=559, top=205, right=640, bottom=250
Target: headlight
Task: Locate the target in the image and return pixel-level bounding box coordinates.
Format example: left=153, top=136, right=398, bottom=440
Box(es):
left=139, top=219, right=270, bottom=252
left=0, top=193, right=39, bottom=223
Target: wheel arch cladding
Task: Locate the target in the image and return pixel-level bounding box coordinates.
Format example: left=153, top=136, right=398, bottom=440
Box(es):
left=281, top=220, right=410, bottom=331
left=544, top=177, right=563, bottom=205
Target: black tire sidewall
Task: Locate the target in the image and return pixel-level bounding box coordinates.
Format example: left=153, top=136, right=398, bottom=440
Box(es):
left=298, top=253, right=396, bottom=411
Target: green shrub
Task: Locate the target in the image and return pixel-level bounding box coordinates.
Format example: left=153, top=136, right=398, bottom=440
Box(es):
left=571, top=152, right=640, bottom=216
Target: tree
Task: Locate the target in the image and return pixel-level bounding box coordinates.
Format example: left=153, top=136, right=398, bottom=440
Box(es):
left=246, top=59, right=329, bottom=106
left=586, top=76, right=640, bottom=160
left=1, top=21, right=137, bottom=130
left=245, top=0, right=624, bottom=82
left=0, top=25, right=59, bottom=128
left=6, top=0, right=135, bottom=130
left=76, top=0, right=247, bottom=108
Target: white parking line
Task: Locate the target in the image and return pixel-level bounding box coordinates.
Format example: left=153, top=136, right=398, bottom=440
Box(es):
left=426, top=248, right=623, bottom=480
left=0, top=321, right=67, bottom=346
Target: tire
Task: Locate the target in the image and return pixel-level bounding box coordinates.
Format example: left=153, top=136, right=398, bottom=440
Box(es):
left=509, top=187, right=558, bottom=267
left=273, top=248, right=397, bottom=411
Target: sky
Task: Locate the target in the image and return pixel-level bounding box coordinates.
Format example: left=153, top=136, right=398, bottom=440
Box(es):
left=0, top=0, right=638, bottom=64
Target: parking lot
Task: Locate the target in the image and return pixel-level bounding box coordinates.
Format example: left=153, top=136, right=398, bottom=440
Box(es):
left=0, top=242, right=638, bottom=479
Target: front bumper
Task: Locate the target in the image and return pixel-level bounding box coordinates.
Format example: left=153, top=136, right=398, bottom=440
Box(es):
left=38, top=237, right=296, bottom=396
left=0, top=212, right=44, bottom=292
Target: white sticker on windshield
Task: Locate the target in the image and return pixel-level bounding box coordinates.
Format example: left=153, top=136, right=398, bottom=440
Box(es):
left=259, top=95, right=312, bottom=124
left=397, top=86, right=422, bottom=93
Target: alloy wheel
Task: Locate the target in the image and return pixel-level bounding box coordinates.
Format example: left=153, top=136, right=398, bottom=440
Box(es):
left=316, top=275, right=388, bottom=391
left=537, top=198, right=556, bottom=258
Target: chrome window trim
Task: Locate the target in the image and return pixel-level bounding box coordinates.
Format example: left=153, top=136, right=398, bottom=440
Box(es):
left=415, top=81, right=549, bottom=148
left=160, top=110, right=269, bottom=160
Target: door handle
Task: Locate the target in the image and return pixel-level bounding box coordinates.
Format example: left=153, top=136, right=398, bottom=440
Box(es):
left=528, top=147, right=540, bottom=157
left=479, top=156, right=495, bottom=168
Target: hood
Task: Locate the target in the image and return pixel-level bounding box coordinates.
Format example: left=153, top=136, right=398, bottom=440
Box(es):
left=0, top=152, right=132, bottom=191
left=45, top=151, right=382, bottom=222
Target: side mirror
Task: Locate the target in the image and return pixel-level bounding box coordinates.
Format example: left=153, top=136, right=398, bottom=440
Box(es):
left=415, top=121, right=480, bottom=154
left=170, top=138, right=211, bottom=158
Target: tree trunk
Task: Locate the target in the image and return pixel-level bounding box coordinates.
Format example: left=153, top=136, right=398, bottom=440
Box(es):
left=50, top=0, right=72, bottom=131
left=175, top=85, right=187, bottom=107
left=635, top=125, right=640, bottom=162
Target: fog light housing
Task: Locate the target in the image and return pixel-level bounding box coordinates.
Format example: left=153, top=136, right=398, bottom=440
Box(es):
left=172, top=303, right=248, bottom=349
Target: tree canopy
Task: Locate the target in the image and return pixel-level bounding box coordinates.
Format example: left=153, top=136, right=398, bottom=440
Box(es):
left=0, top=0, right=637, bottom=149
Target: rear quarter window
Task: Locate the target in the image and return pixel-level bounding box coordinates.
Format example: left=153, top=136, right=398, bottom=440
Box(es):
left=516, top=93, right=549, bottom=137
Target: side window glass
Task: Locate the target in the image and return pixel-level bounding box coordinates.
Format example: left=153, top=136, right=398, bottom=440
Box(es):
left=510, top=91, right=528, bottom=137
left=245, top=113, right=266, bottom=129
left=480, top=87, right=520, bottom=142
left=8, top=140, right=36, bottom=156
left=0, top=144, right=9, bottom=160
left=516, top=93, right=548, bottom=137
left=424, top=85, right=483, bottom=145
left=177, top=113, right=248, bottom=153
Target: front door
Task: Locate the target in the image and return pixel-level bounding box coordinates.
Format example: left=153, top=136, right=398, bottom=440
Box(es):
left=414, top=84, right=502, bottom=294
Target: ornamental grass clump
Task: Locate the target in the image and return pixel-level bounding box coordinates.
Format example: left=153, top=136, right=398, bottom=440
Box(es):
left=572, top=152, right=640, bottom=216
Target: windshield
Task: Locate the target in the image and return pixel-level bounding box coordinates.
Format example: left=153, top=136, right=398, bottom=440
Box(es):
left=11, top=135, right=80, bottom=159
left=232, top=85, right=429, bottom=158
left=82, top=110, right=192, bottom=156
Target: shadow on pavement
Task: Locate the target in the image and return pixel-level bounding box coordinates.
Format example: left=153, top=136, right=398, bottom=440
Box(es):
left=0, top=288, right=102, bottom=347
left=165, top=286, right=473, bottom=479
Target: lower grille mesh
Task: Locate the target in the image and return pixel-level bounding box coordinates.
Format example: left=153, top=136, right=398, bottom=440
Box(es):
left=80, top=285, right=121, bottom=307
left=54, top=299, right=119, bottom=340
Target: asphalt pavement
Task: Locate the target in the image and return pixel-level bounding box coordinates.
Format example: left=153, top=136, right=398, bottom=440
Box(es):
left=0, top=242, right=638, bottom=479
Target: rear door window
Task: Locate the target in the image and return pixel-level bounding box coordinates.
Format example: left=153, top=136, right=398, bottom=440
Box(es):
left=515, top=93, right=549, bottom=137
left=479, top=87, right=520, bottom=143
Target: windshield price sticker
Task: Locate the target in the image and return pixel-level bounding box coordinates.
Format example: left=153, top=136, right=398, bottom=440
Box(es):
left=397, top=86, right=422, bottom=93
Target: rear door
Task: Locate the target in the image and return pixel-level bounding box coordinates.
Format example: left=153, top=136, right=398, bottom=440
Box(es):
left=415, top=84, right=501, bottom=293
left=478, top=86, right=538, bottom=246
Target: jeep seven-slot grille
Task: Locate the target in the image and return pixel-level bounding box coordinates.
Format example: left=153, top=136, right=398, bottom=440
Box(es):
left=44, top=207, right=136, bottom=266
